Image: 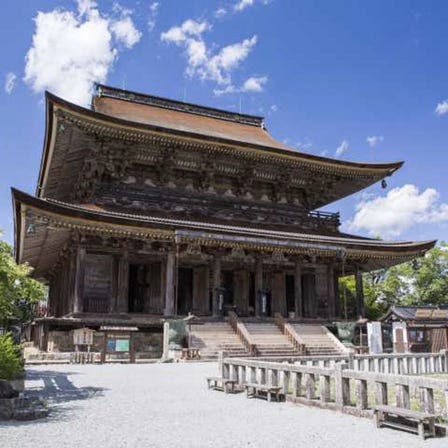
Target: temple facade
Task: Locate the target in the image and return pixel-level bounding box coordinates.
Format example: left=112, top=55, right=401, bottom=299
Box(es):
left=13, top=85, right=435, bottom=358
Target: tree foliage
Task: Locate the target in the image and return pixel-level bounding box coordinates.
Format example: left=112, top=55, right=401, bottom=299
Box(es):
left=339, top=242, right=448, bottom=319
left=0, top=333, right=23, bottom=380
left=0, top=233, right=46, bottom=327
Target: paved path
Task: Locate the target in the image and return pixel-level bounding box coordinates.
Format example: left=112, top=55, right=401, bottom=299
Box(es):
left=1, top=363, right=446, bottom=447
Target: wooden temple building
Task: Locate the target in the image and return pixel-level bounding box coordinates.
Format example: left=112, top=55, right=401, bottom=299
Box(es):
left=12, top=85, right=435, bottom=359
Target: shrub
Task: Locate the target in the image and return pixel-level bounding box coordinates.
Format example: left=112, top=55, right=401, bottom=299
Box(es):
left=0, top=333, right=23, bottom=380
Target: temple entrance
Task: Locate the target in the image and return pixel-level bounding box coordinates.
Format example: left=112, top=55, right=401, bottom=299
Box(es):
left=222, top=270, right=234, bottom=311
left=286, top=275, right=295, bottom=314
left=178, top=268, right=193, bottom=315
left=128, top=264, right=148, bottom=313
left=302, top=274, right=316, bottom=317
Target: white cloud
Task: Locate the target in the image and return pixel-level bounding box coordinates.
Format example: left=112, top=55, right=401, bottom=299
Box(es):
left=234, top=0, right=254, bottom=11
left=24, top=0, right=141, bottom=106
left=111, top=16, right=142, bottom=48
left=366, top=135, right=384, bottom=147
left=242, top=75, right=267, bottom=92
left=435, top=100, right=448, bottom=116
left=203, top=36, right=258, bottom=84
left=161, top=19, right=210, bottom=43
left=296, top=137, right=312, bottom=151
left=270, top=104, right=278, bottom=112
left=148, top=2, right=159, bottom=31
left=213, top=75, right=267, bottom=96
left=234, top=0, right=270, bottom=12
left=161, top=19, right=258, bottom=88
left=335, top=139, right=349, bottom=157
left=77, top=0, right=96, bottom=17
left=214, top=7, right=227, bottom=18
left=346, top=184, right=448, bottom=238
left=4, top=72, right=17, bottom=94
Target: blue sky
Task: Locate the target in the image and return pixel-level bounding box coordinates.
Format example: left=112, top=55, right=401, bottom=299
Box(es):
left=1, top=0, right=448, bottom=244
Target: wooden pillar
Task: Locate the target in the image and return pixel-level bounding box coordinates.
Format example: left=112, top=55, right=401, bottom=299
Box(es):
left=294, top=263, right=303, bottom=317
left=255, top=259, right=263, bottom=317
left=327, top=264, right=336, bottom=317
left=334, top=272, right=340, bottom=318
left=116, top=252, right=129, bottom=313
left=73, top=246, right=86, bottom=314
left=234, top=269, right=249, bottom=315
left=193, top=266, right=210, bottom=313
left=271, top=271, right=286, bottom=316
left=164, top=251, right=176, bottom=316
left=355, top=266, right=365, bottom=318
left=212, top=255, right=221, bottom=316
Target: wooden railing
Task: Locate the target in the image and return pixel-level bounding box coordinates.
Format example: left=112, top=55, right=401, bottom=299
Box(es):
left=274, top=313, right=306, bottom=354
left=70, top=351, right=100, bottom=364
left=220, top=356, right=448, bottom=421
left=228, top=311, right=257, bottom=356
left=241, top=351, right=448, bottom=375
left=352, top=352, right=448, bottom=375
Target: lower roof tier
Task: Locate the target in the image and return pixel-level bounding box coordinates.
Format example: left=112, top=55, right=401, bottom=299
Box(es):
left=12, top=188, right=436, bottom=278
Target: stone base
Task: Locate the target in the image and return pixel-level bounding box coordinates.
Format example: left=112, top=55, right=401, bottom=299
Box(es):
left=0, top=397, right=49, bottom=421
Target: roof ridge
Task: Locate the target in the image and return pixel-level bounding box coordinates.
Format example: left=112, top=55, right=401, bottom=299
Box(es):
left=94, top=83, right=264, bottom=127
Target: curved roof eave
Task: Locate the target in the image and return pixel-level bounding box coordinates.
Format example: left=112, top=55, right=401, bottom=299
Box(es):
left=37, top=92, right=404, bottom=192
left=12, top=188, right=436, bottom=257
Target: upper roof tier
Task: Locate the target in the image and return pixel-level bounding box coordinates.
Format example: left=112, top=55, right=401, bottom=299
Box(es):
left=94, top=84, right=290, bottom=149
left=37, top=85, right=404, bottom=207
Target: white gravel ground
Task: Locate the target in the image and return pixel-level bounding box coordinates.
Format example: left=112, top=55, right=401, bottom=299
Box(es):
left=0, top=362, right=446, bottom=448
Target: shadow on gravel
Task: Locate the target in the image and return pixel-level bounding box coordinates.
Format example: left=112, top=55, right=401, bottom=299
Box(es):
left=0, top=370, right=107, bottom=427
left=25, top=369, right=106, bottom=404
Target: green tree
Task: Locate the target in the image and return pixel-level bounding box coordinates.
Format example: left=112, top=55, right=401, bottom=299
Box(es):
left=0, top=333, right=23, bottom=380
left=0, top=232, right=45, bottom=328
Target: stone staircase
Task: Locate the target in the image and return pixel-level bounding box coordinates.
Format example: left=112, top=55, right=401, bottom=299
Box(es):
left=188, top=322, right=249, bottom=360
left=243, top=322, right=301, bottom=357
left=291, top=323, right=346, bottom=356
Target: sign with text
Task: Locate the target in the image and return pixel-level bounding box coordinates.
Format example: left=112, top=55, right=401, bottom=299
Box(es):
left=73, top=327, right=94, bottom=346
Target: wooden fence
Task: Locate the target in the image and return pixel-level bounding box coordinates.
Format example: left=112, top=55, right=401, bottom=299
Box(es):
left=249, top=351, right=448, bottom=376
left=219, top=355, right=448, bottom=420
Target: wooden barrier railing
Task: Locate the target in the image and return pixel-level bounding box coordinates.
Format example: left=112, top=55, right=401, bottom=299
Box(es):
left=352, top=352, right=448, bottom=375
left=228, top=311, right=257, bottom=356
left=70, top=351, right=99, bottom=364
left=242, top=351, right=448, bottom=375
left=274, top=313, right=306, bottom=355
left=220, top=356, right=448, bottom=421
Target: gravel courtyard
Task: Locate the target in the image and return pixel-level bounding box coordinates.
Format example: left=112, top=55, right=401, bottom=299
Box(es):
left=1, top=362, right=446, bottom=448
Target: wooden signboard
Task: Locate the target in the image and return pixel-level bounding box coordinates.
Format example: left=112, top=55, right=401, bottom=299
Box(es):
left=73, top=327, right=94, bottom=346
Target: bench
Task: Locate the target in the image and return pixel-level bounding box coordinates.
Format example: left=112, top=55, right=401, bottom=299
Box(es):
left=206, top=377, right=238, bottom=393
left=373, top=405, right=437, bottom=439
left=245, top=383, right=283, bottom=402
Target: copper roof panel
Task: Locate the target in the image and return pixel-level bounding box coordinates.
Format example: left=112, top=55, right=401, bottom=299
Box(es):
left=93, top=96, right=292, bottom=151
